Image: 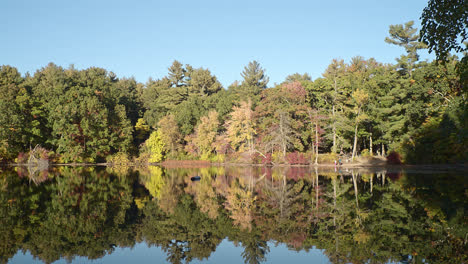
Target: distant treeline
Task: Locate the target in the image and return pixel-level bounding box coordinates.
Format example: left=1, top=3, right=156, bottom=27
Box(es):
left=0, top=21, right=466, bottom=164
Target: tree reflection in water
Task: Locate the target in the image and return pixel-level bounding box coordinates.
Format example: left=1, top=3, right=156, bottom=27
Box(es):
left=0, top=166, right=466, bottom=264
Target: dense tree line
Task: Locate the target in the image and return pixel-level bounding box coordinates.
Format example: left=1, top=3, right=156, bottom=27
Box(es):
left=0, top=21, right=466, bottom=164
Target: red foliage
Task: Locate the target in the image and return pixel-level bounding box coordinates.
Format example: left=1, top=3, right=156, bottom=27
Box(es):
left=388, top=172, right=402, bottom=181
left=286, top=152, right=309, bottom=165
left=387, top=151, right=402, bottom=165
left=17, top=152, right=28, bottom=164
left=286, top=167, right=308, bottom=180
left=282, top=81, right=307, bottom=102
left=288, top=232, right=307, bottom=248
left=161, top=160, right=211, bottom=168
left=261, top=153, right=273, bottom=165
left=261, top=167, right=273, bottom=179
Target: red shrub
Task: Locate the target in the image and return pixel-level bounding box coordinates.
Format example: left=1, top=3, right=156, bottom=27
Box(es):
left=286, top=152, right=308, bottom=165
left=387, top=151, right=402, bottom=165
left=261, top=153, right=273, bottom=165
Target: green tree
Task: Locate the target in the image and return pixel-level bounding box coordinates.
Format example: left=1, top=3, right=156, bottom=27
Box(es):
left=0, top=66, right=27, bottom=160
left=385, top=21, right=427, bottom=77
left=323, top=59, right=347, bottom=153
left=241, top=60, right=269, bottom=89
left=284, top=72, right=311, bottom=83
left=143, top=77, right=186, bottom=128
left=233, top=61, right=269, bottom=105
left=420, top=0, right=468, bottom=60
left=186, top=67, right=222, bottom=96
left=174, top=96, right=207, bottom=136
left=167, top=60, right=186, bottom=87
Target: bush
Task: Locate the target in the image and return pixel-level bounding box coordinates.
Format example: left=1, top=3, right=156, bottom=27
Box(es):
left=262, top=153, right=273, bottom=165
left=210, top=154, right=225, bottom=163
left=286, top=152, right=309, bottom=165
left=387, top=151, right=402, bottom=165
left=15, top=146, right=53, bottom=164
left=16, top=152, right=28, bottom=164
left=317, top=153, right=338, bottom=164
left=134, top=152, right=150, bottom=166
left=272, top=152, right=285, bottom=164
left=360, top=149, right=371, bottom=157
left=106, top=152, right=131, bottom=165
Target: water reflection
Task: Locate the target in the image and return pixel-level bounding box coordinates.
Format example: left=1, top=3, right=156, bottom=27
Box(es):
left=0, top=166, right=466, bottom=264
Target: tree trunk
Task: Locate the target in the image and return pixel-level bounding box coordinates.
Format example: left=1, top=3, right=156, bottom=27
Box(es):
left=333, top=176, right=337, bottom=226
left=332, top=77, right=337, bottom=153
left=351, top=171, right=361, bottom=224
left=369, top=134, right=373, bottom=156
left=315, top=119, right=319, bottom=165
left=311, top=141, right=315, bottom=164
left=381, top=143, right=385, bottom=157
left=332, top=105, right=336, bottom=154
left=315, top=167, right=319, bottom=209
left=352, top=171, right=359, bottom=207
left=351, top=122, right=358, bottom=161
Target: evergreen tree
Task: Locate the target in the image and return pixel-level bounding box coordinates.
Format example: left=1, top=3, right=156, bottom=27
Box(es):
left=167, top=60, right=186, bottom=87
left=323, top=59, right=347, bottom=153
left=234, top=61, right=269, bottom=105
left=385, top=21, right=427, bottom=77
left=186, top=67, right=222, bottom=96
left=0, top=66, right=28, bottom=160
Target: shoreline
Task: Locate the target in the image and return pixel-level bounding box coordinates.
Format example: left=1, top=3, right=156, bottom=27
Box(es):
left=3, top=161, right=468, bottom=171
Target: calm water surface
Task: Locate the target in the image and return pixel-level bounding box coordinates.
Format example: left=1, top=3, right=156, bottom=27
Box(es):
left=1, top=166, right=467, bottom=263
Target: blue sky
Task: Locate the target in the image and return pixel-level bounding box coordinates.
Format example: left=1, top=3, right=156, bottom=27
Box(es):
left=1, top=0, right=433, bottom=87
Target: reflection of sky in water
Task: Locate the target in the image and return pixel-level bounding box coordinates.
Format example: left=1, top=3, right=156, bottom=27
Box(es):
left=10, top=240, right=331, bottom=264
left=5, top=167, right=466, bottom=264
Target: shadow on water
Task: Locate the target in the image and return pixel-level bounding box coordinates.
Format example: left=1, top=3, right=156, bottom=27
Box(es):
left=0, top=165, right=467, bottom=264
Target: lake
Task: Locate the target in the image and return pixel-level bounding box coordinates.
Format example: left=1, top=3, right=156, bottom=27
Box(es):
left=1, top=165, right=467, bottom=263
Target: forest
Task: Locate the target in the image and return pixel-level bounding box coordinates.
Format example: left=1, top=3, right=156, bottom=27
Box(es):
left=0, top=19, right=466, bottom=165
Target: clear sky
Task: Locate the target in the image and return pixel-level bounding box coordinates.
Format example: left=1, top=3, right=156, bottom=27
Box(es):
left=1, top=0, right=433, bottom=87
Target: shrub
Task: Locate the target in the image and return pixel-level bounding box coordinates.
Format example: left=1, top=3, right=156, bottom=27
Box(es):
left=317, top=153, right=338, bottom=164
left=262, top=153, right=273, bottom=165
left=16, top=152, right=28, bottom=164
left=387, top=151, right=402, bottom=165
left=272, top=152, right=285, bottom=164
left=106, top=152, right=131, bottom=165
left=360, top=149, right=371, bottom=157
left=286, top=152, right=309, bottom=165
left=210, top=154, right=225, bottom=163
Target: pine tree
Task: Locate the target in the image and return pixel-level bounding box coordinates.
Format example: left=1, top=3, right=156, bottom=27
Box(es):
left=385, top=21, right=427, bottom=77
left=234, top=61, right=269, bottom=105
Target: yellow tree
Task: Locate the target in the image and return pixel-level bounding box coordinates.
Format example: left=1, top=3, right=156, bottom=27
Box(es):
left=157, top=114, right=181, bottom=158
left=224, top=179, right=256, bottom=230
left=225, top=100, right=256, bottom=152
left=351, top=89, right=369, bottom=161
left=193, top=110, right=219, bottom=159
left=145, top=130, right=165, bottom=163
